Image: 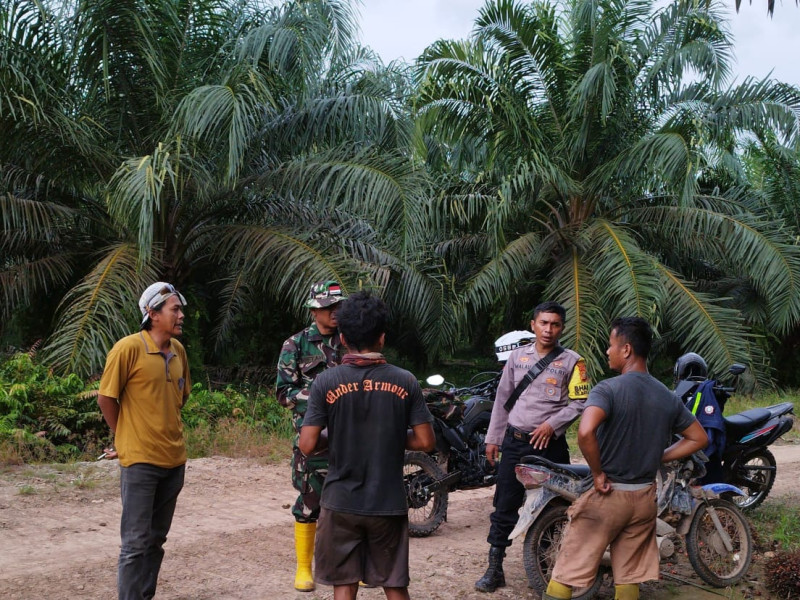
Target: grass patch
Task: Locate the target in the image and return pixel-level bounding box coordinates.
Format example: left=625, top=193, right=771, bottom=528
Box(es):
left=749, top=499, right=800, bottom=552
left=69, top=467, right=105, bottom=490
left=53, top=463, right=85, bottom=475
left=185, top=418, right=292, bottom=462
left=0, top=440, right=25, bottom=465
left=2, top=410, right=293, bottom=466
left=17, top=484, right=35, bottom=495
left=71, top=474, right=98, bottom=490
left=1, top=350, right=293, bottom=464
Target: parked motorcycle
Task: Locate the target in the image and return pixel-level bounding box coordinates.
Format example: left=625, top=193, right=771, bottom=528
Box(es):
left=674, top=359, right=796, bottom=510
left=404, top=371, right=501, bottom=537
left=510, top=453, right=753, bottom=598
left=403, top=330, right=535, bottom=537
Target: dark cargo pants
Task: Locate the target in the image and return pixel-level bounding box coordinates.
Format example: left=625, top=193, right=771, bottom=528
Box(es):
left=118, top=463, right=185, bottom=600
left=487, top=428, right=569, bottom=548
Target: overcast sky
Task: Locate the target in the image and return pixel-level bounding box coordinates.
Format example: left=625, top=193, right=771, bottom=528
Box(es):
left=358, top=0, right=800, bottom=86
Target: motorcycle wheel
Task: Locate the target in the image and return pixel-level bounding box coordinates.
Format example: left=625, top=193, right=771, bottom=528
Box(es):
left=729, top=448, right=776, bottom=510
left=404, top=451, right=448, bottom=537
left=686, top=498, right=752, bottom=587
left=522, top=504, right=603, bottom=599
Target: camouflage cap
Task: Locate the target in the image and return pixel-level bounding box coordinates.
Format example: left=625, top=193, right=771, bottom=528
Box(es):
left=304, top=280, right=346, bottom=309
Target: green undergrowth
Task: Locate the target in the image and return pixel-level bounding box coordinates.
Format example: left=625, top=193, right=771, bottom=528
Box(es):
left=0, top=352, right=293, bottom=464
left=185, top=418, right=292, bottom=461
left=749, top=500, right=800, bottom=553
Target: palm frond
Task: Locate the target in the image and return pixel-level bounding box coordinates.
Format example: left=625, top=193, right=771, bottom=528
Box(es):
left=631, top=203, right=800, bottom=335
left=384, top=264, right=459, bottom=360
left=1, top=193, right=76, bottom=247
left=459, top=231, right=546, bottom=316
left=173, top=81, right=267, bottom=182
left=211, top=270, right=253, bottom=355
left=41, top=243, right=161, bottom=376
left=1, top=255, right=73, bottom=318
left=264, top=146, right=430, bottom=256
left=475, top=0, right=567, bottom=140
left=708, top=78, right=800, bottom=145
left=640, top=0, right=734, bottom=92
left=207, top=223, right=355, bottom=321
left=237, top=0, right=357, bottom=84
left=652, top=260, right=763, bottom=384
left=618, top=131, right=696, bottom=202
left=107, top=142, right=213, bottom=265
left=587, top=219, right=662, bottom=319
left=264, top=86, right=408, bottom=154
left=544, top=246, right=608, bottom=378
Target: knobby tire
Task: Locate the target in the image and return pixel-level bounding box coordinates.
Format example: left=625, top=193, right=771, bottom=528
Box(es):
left=522, top=504, right=603, bottom=600
left=686, top=498, right=752, bottom=587
left=730, top=448, right=776, bottom=510
left=404, top=451, right=448, bottom=537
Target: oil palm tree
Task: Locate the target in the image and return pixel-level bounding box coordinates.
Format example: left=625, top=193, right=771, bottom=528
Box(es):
left=735, top=0, right=799, bottom=17
left=1, top=0, right=448, bottom=375
left=415, top=0, right=800, bottom=378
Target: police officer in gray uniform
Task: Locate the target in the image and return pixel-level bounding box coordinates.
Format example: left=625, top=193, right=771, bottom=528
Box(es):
left=476, top=301, right=591, bottom=593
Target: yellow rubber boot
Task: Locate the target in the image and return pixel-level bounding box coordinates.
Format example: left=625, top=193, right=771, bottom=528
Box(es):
left=544, top=580, right=572, bottom=599
left=294, top=522, right=316, bottom=591
left=614, top=584, right=640, bottom=600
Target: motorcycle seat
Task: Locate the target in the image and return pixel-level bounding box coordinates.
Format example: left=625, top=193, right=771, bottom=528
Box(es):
left=724, top=407, right=771, bottom=438
left=766, top=402, right=795, bottom=418
left=519, top=455, right=591, bottom=479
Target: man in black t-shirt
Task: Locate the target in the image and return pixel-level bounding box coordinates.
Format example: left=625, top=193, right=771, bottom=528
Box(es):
left=299, top=292, right=434, bottom=600
left=544, top=317, right=708, bottom=600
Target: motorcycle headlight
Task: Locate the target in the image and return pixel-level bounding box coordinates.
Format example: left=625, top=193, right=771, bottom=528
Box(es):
left=515, top=465, right=551, bottom=488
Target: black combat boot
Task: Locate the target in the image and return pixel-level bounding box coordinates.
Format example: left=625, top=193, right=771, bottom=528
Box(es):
left=474, top=546, right=506, bottom=592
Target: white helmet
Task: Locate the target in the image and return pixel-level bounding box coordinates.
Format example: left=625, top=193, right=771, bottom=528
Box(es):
left=494, top=330, right=536, bottom=362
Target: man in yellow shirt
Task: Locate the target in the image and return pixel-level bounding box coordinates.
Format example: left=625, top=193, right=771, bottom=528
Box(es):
left=97, top=282, right=192, bottom=600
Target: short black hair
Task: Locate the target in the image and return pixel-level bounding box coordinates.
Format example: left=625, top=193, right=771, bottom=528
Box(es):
left=533, top=301, right=566, bottom=322
left=141, top=304, right=165, bottom=331
left=610, top=317, right=653, bottom=359
left=336, top=291, right=389, bottom=351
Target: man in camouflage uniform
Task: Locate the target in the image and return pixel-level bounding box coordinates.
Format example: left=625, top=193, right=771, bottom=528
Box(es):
left=276, top=280, right=346, bottom=592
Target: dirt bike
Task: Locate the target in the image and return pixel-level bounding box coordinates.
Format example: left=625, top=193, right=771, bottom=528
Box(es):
left=403, top=371, right=501, bottom=537
left=675, top=363, right=795, bottom=510
left=510, top=452, right=753, bottom=598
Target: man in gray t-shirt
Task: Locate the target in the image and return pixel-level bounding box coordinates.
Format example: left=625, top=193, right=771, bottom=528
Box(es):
left=588, top=373, right=696, bottom=484
left=544, top=317, right=708, bottom=600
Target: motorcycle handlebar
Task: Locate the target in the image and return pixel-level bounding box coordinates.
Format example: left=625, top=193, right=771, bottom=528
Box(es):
left=713, top=384, right=736, bottom=396
left=424, top=371, right=500, bottom=399
left=454, top=372, right=501, bottom=397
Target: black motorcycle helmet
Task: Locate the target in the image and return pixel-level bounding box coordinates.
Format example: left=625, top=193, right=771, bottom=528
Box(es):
left=673, top=352, right=708, bottom=383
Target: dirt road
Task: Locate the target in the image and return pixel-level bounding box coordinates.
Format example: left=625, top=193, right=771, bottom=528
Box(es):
left=1, top=444, right=799, bottom=599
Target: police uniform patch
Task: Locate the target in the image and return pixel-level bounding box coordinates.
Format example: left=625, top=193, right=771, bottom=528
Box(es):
left=567, top=359, right=591, bottom=400
left=546, top=387, right=556, bottom=396
left=576, top=360, right=588, bottom=382
left=520, top=357, right=530, bottom=362
left=553, top=360, right=563, bottom=368
left=704, top=405, right=715, bottom=415
left=546, top=377, right=558, bottom=385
